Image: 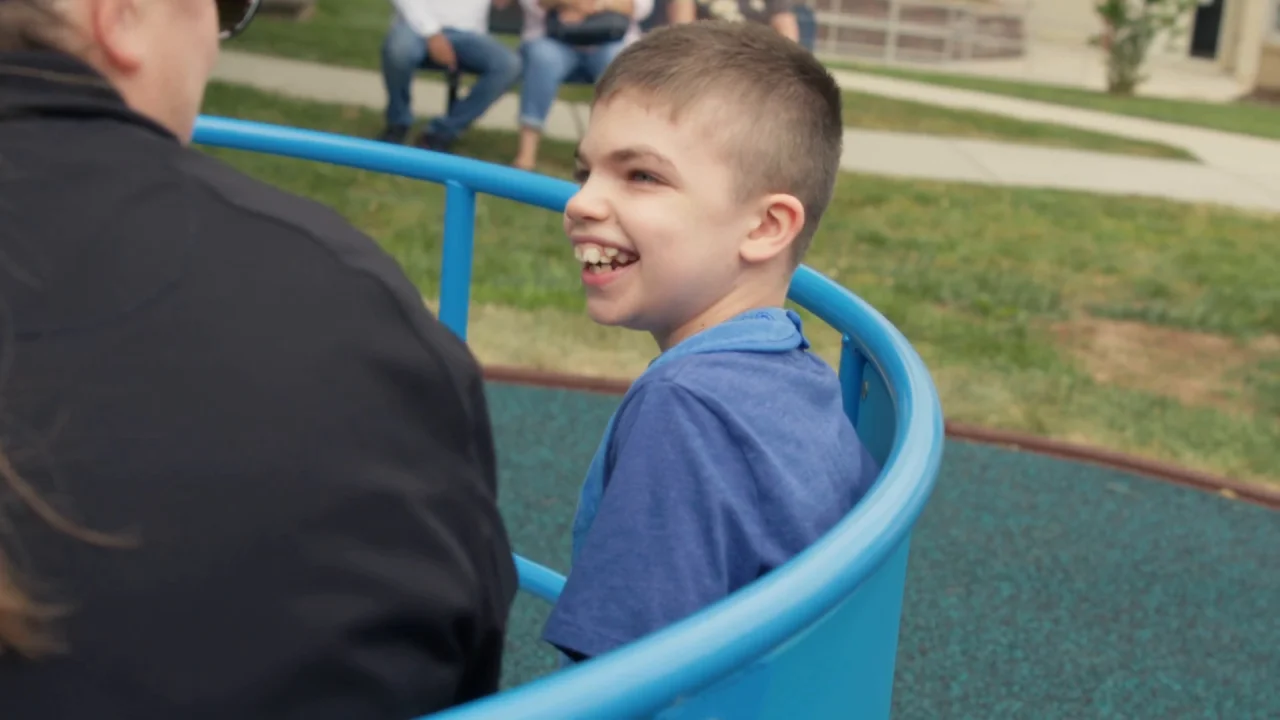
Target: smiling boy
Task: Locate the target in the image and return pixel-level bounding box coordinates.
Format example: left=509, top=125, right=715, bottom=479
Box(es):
left=542, top=21, right=881, bottom=663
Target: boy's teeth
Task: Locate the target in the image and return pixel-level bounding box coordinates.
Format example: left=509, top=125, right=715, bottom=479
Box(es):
left=573, top=243, right=638, bottom=266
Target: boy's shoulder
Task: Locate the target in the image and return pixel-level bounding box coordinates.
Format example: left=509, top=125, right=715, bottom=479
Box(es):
left=615, top=348, right=844, bottom=439
left=630, top=347, right=839, bottom=405
left=641, top=345, right=835, bottom=389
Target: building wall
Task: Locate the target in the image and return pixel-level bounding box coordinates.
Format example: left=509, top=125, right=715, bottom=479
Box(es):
left=1217, top=0, right=1277, bottom=86
left=1257, top=43, right=1280, bottom=91
left=1020, top=0, right=1203, bottom=55
left=1022, top=0, right=1098, bottom=45
left=1019, top=0, right=1280, bottom=74
left=1219, top=0, right=1246, bottom=72
left=1219, top=0, right=1264, bottom=80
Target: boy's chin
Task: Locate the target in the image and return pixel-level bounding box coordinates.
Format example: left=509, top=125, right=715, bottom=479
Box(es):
left=584, top=300, right=645, bottom=332
left=585, top=302, right=627, bottom=328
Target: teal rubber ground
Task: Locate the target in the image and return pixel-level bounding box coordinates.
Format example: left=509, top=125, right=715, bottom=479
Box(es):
left=486, top=381, right=1279, bottom=719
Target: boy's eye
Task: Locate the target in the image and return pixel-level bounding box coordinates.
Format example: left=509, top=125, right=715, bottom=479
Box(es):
left=572, top=167, right=590, bottom=183
left=628, top=170, right=659, bottom=184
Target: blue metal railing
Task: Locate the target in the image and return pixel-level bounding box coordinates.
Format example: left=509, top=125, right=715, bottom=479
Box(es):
left=193, top=115, right=577, bottom=341
left=193, top=115, right=944, bottom=719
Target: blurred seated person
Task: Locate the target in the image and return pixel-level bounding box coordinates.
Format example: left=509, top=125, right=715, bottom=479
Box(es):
left=667, top=0, right=800, bottom=43
left=512, top=0, right=654, bottom=171
left=380, top=0, right=522, bottom=150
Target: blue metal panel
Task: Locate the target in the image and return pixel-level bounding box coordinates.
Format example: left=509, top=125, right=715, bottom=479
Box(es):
left=191, top=117, right=945, bottom=720
left=858, top=367, right=898, bottom=471
left=839, top=334, right=868, bottom=428
left=653, top=538, right=912, bottom=720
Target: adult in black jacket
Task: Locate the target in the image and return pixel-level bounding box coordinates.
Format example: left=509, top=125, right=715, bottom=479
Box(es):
left=0, top=1, right=518, bottom=718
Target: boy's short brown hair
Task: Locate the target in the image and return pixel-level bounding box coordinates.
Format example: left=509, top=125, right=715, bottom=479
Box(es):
left=594, top=21, right=843, bottom=261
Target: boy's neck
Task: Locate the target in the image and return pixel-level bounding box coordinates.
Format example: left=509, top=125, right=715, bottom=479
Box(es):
left=652, top=285, right=790, bottom=352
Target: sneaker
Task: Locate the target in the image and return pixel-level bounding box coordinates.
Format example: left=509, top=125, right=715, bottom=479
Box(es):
left=377, top=125, right=410, bottom=144
left=413, top=131, right=453, bottom=153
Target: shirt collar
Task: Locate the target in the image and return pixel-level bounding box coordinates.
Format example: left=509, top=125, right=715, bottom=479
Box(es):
left=0, top=47, right=177, bottom=142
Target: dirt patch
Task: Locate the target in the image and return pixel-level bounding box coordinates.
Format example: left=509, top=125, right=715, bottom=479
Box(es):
left=1054, top=317, right=1278, bottom=413
left=466, top=304, right=654, bottom=378
left=443, top=303, right=1275, bottom=420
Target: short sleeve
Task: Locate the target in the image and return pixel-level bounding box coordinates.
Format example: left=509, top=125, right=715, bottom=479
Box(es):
left=632, top=0, right=656, bottom=22
left=542, top=380, right=756, bottom=660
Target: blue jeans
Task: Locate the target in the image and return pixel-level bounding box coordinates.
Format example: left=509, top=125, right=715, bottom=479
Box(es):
left=381, top=20, right=522, bottom=140
left=795, top=5, right=817, bottom=52
left=518, top=37, right=625, bottom=130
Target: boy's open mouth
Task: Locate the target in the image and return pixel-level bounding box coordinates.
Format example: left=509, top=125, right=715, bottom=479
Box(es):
left=574, top=243, right=639, bottom=275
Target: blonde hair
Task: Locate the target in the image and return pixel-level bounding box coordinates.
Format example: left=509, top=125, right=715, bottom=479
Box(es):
left=0, top=449, right=67, bottom=658
left=594, top=21, right=844, bottom=260
left=0, top=448, right=137, bottom=658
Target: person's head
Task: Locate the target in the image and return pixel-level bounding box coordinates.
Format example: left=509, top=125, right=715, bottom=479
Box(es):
left=0, top=0, right=261, bottom=142
left=564, top=21, right=842, bottom=350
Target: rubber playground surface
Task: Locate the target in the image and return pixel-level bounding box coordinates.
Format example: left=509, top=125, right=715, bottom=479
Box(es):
left=484, top=380, right=1279, bottom=719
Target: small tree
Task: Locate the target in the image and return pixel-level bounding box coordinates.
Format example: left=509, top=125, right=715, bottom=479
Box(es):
left=1092, top=0, right=1197, bottom=95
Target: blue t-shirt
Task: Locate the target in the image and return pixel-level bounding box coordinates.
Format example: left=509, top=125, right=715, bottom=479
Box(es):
left=542, top=345, right=881, bottom=660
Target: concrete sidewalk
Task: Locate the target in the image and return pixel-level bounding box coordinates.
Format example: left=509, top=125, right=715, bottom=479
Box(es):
left=842, top=132, right=1280, bottom=211
left=851, top=42, right=1248, bottom=102
left=830, top=69, right=1280, bottom=177
left=211, top=51, right=1280, bottom=215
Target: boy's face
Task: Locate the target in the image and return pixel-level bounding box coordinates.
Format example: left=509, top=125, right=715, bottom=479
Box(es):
left=565, top=92, right=775, bottom=350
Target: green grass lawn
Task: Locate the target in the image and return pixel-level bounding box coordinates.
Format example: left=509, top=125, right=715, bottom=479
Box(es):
left=833, top=62, right=1280, bottom=141
left=228, top=5, right=1190, bottom=159
left=840, top=91, right=1189, bottom=158
left=198, top=81, right=1280, bottom=485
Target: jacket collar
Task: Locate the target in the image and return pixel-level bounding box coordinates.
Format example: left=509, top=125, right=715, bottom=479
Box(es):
left=0, top=47, right=177, bottom=142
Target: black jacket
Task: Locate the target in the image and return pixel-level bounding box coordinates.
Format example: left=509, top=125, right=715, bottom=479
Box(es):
left=0, top=50, right=516, bottom=719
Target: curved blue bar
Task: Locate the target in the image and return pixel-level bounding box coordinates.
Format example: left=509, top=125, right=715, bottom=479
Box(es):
left=192, top=116, right=944, bottom=720
left=427, top=268, right=944, bottom=720
left=194, top=115, right=578, bottom=213
left=513, top=555, right=566, bottom=604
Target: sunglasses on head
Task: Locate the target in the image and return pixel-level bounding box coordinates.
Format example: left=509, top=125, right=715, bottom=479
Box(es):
left=217, top=0, right=262, bottom=41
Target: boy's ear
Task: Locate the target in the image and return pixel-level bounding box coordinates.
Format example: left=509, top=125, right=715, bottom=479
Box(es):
left=740, top=193, right=805, bottom=265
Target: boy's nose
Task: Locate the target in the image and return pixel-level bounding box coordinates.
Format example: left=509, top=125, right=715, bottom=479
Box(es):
left=565, top=181, right=610, bottom=224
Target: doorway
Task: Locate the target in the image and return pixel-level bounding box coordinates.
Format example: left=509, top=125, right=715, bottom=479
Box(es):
left=1189, top=0, right=1224, bottom=59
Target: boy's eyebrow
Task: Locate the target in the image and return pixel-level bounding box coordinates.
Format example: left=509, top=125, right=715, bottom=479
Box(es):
left=574, top=144, right=676, bottom=169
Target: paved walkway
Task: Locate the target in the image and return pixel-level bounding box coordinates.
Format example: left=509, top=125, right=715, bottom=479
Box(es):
left=212, top=51, right=1280, bottom=215
left=830, top=69, right=1280, bottom=177
left=869, top=41, right=1248, bottom=102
